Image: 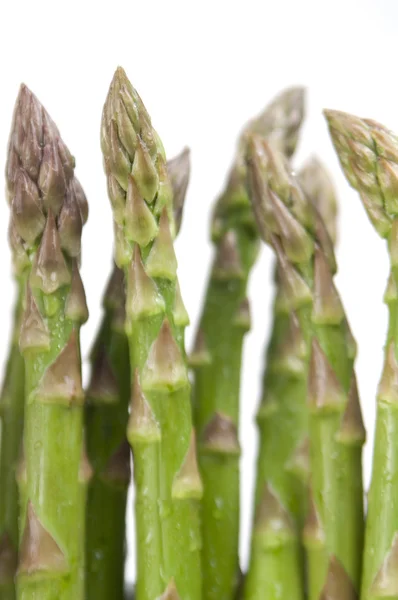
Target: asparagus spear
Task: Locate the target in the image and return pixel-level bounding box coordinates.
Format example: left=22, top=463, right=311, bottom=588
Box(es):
left=0, top=281, right=25, bottom=600
left=85, top=265, right=131, bottom=600
left=325, top=110, right=398, bottom=600
left=5, top=85, right=89, bottom=600
left=85, top=147, right=190, bottom=600
left=191, top=87, right=305, bottom=600
left=253, top=157, right=338, bottom=533
left=246, top=138, right=365, bottom=598
left=101, top=67, right=201, bottom=600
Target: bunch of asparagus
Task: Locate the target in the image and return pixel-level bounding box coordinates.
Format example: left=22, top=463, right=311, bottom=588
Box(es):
left=0, top=65, right=394, bottom=600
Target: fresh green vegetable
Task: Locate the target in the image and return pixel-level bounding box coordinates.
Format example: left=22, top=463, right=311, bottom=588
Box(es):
left=85, top=265, right=131, bottom=600
left=191, top=87, right=306, bottom=600
left=246, top=137, right=365, bottom=598
left=0, top=281, right=25, bottom=600
left=5, top=84, right=89, bottom=600
left=325, top=110, right=398, bottom=600
left=253, top=156, right=338, bottom=533
left=101, top=67, right=201, bottom=600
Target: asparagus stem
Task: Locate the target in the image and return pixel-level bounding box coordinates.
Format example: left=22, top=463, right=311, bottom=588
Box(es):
left=5, top=85, right=89, bottom=600
left=325, top=110, right=398, bottom=600
left=243, top=485, right=304, bottom=600
left=85, top=265, right=131, bottom=600
left=102, top=67, right=201, bottom=600
left=191, top=87, right=305, bottom=600
left=246, top=138, right=365, bottom=596
left=0, top=281, right=25, bottom=600
left=253, top=157, right=338, bottom=531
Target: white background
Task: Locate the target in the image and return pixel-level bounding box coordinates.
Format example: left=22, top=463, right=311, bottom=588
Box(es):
left=0, top=0, right=397, bottom=580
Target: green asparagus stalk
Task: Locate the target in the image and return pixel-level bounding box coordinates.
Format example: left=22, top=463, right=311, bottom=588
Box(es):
left=243, top=484, right=304, bottom=600
left=191, top=87, right=305, bottom=600
left=246, top=138, right=365, bottom=598
left=5, top=85, right=89, bottom=600
left=85, top=265, right=131, bottom=600
left=101, top=67, right=201, bottom=600
left=0, top=280, right=25, bottom=600
left=253, top=157, right=338, bottom=533
left=325, top=110, right=398, bottom=600
left=85, top=146, right=190, bottom=600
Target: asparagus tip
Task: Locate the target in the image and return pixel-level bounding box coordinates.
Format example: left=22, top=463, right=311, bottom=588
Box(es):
left=241, top=86, right=306, bottom=158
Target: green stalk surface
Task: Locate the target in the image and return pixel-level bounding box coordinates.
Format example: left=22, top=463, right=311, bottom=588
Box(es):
left=85, top=265, right=131, bottom=600
left=325, top=110, right=398, bottom=600
left=5, top=85, right=89, bottom=600
left=246, top=138, right=365, bottom=598
left=191, top=87, right=305, bottom=600
left=253, top=157, right=338, bottom=530
left=101, top=67, right=201, bottom=600
left=0, top=281, right=25, bottom=600
left=243, top=485, right=303, bottom=600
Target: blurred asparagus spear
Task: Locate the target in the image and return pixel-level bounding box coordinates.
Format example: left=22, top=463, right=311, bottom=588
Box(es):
left=191, top=87, right=305, bottom=600
left=85, top=265, right=131, bottom=600
left=0, top=280, right=25, bottom=600
left=5, top=85, right=89, bottom=600
left=101, top=67, right=201, bottom=600
left=253, top=157, right=338, bottom=534
left=246, top=138, right=364, bottom=599
left=325, top=110, right=398, bottom=600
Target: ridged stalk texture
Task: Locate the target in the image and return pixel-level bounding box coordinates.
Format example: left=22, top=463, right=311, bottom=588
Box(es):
left=246, top=138, right=365, bottom=599
left=0, top=281, right=25, bottom=600
left=325, top=110, right=398, bottom=600
left=5, top=85, right=89, bottom=600
left=85, top=265, right=131, bottom=600
left=253, top=157, right=338, bottom=532
left=101, top=67, right=201, bottom=600
left=190, top=87, right=305, bottom=600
